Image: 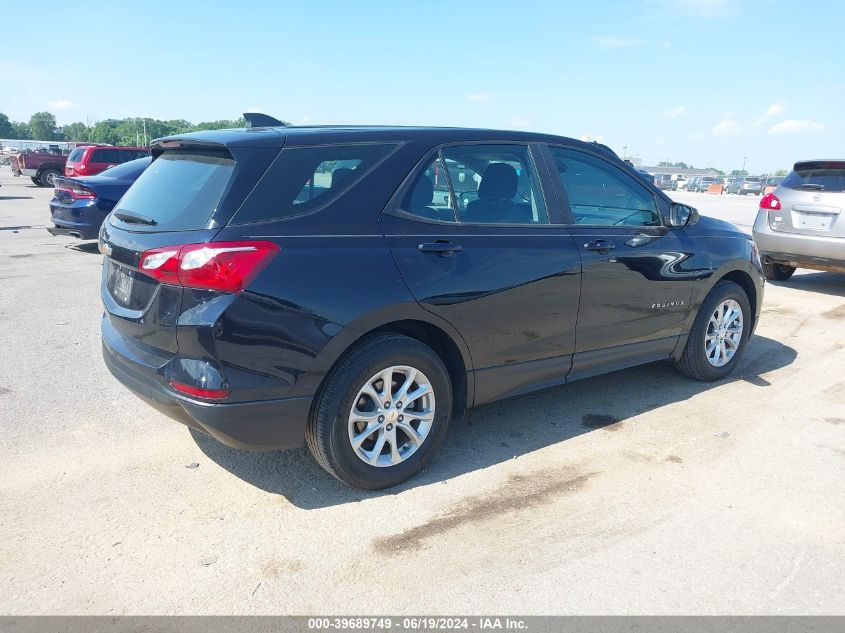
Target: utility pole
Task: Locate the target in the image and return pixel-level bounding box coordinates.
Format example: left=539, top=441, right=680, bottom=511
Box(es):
left=622, top=145, right=628, bottom=160
left=742, top=155, right=747, bottom=174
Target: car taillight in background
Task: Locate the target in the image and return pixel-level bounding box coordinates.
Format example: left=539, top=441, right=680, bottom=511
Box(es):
left=56, top=183, right=96, bottom=200
left=138, top=241, right=280, bottom=293
left=760, top=193, right=781, bottom=211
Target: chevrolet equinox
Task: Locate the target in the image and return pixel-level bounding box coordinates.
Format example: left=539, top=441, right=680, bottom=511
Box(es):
left=100, top=118, right=764, bottom=489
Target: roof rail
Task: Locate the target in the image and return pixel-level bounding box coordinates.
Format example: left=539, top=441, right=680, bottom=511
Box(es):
left=243, top=113, right=286, bottom=128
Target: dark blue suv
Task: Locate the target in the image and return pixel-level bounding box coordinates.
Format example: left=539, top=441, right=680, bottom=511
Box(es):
left=100, top=121, right=763, bottom=489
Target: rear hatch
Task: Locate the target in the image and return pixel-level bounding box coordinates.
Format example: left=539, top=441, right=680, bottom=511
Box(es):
left=765, top=161, right=845, bottom=237
left=64, top=147, right=86, bottom=176
left=100, top=142, right=277, bottom=362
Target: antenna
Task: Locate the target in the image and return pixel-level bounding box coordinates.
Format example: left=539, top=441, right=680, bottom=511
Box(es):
left=243, top=113, right=285, bottom=128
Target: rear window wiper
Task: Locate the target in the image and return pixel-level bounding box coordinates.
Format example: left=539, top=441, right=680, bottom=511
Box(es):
left=113, top=210, right=158, bottom=225
left=792, top=183, right=824, bottom=191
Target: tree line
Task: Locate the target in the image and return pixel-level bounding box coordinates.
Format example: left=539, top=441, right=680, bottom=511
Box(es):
left=0, top=111, right=290, bottom=146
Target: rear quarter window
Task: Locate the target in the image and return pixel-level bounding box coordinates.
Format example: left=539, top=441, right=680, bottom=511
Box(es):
left=67, top=148, right=86, bottom=162
left=231, top=143, right=397, bottom=224
left=111, top=150, right=235, bottom=232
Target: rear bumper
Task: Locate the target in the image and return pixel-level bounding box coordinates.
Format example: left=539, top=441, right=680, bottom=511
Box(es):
left=102, top=324, right=311, bottom=450
left=49, top=202, right=105, bottom=240
left=753, top=210, right=845, bottom=265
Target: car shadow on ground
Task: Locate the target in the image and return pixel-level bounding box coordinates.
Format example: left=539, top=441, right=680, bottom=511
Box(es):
left=0, top=196, right=34, bottom=201
left=769, top=272, right=845, bottom=298
left=191, top=334, right=796, bottom=509
left=64, top=241, right=100, bottom=254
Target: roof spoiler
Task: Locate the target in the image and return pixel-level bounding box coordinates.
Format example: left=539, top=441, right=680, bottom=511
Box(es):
left=243, top=112, right=286, bottom=128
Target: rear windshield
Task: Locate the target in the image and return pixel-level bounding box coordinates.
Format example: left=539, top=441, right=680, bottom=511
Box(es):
left=112, top=150, right=235, bottom=231
left=783, top=163, right=845, bottom=193
left=232, top=143, right=397, bottom=224
left=68, top=148, right=85, bottom=162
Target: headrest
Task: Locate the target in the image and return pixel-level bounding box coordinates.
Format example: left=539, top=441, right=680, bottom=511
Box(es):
left=410, top=175, right=434, bottom=208
left=331, top=168, right=355, bottom=189
left=478, top=162, right=518, bottom=200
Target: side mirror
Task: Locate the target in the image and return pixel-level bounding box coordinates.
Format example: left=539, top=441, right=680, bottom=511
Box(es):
left=668, top=203, right=698, bottom=227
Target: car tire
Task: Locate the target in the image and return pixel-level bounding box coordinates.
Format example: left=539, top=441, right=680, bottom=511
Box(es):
left=30, top=177, right=40, bottom=185
left=38, top=169, right=60, bottom=187
left=675, top=280, right=752, bottom=382
left=762, top=261, right=796, bottom=281
left=306, top=333, right=453, bottom=489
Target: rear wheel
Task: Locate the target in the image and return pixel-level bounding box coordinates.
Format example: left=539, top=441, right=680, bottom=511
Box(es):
left=30, top=177, right=40, bottom=185
left=306, top=334, right=453, bottom=489
left=762, top=261, right=795, bottom=281
left=39, top=169, right=60, bottom=187
left=675, top=281, right=751, bottom=381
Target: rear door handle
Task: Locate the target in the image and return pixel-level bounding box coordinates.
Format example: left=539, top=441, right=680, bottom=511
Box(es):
left=584, top=240, right=616, bottom=252
left=418, top=241, right=463, bottom=256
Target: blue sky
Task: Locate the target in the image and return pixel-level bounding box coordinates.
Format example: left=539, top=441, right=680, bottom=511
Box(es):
left=2, top=0, right=843, bottom=172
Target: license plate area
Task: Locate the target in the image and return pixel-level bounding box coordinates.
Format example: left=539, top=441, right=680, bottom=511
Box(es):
left=105, top=259, right=157, bottom=311
left=793, top=211, right=833, bottom=231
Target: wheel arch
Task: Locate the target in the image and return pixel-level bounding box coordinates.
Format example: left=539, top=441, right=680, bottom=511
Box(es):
left=308, top=305, right=474, bottom=421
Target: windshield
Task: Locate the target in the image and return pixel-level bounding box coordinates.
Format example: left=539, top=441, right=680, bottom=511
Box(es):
left=112, top=150, right=235, bottom=231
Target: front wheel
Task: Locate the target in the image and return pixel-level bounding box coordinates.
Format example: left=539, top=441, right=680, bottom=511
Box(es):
left=762, top=261, right=795, bottom=281
left=675, top=281, right=752, bottom=381
left=30, top=177, right=40, bottom=185
left=306, top=334, right=453, bottom=489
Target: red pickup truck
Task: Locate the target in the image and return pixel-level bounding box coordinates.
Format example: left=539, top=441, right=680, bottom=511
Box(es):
left=10, top=146, right=74, bottom=187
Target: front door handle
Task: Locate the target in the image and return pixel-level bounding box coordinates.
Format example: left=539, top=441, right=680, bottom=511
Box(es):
left=418, top=241, right=463, bottom=257
left=584, top=240, right=616, bottom=252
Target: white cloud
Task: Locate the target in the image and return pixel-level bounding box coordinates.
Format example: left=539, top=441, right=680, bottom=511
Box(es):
left=646, top=0, right=737, bottom=18
left=768, top=119, right=825, bottom=135
left=712, top=118, right=741, bottom=136
left=753, top=103, right=785, bottom=127
left=664, top=105, right=686, bottom=118
left=689, top=132, right=704, bottom=141
left=465, top=92, right=491, bottom=103
left=300, top=116, right=313, bottom=124
left=510, top=117, right=532, bottom=128
left=580, top=134, right=606, bottom=143
left=592, top=36, right=640, bottom=49
left=48, top=100, right=74, bottom=110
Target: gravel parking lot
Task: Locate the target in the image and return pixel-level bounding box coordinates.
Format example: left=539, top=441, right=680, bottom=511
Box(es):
left=1, top=172, right=843, bottom=615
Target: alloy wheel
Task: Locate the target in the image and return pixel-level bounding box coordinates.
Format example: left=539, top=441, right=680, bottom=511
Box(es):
left=347, top=366, right=435, bottom=467
left=704, top=299, right=744, bottom=367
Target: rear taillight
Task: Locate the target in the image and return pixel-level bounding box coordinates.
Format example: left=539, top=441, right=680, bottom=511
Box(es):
left=169, top=380, right=230, bottom=400
left=76, top=163, right=86, bottom=172
left=56, top=183, right=96, bottom=200
left=760, top=193, right=781, bottom=211
left=138, top=241, right=280, bottom=293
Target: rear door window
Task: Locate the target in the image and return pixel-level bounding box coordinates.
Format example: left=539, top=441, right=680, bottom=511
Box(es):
left=111, top=150, right=235, bottom=231
left=91, top=149, right=120, bottom=164
left=232, top=143, right=397, bottom=224
left=439, top=144, right=548, bottom=225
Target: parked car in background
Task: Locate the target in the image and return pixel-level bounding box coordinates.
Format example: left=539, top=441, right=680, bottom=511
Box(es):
left=753, top=160, right=845, bottom=280
left=691, top=176, right=721, bottom=192
left=65, top=146, right=150, bottom=177
left=763, top=176, right=785, bottom=194
left=675, top=175, right=688, bottom=190
left=48, top=157, right=151, bottom=240
left=99, top=122, right=763, bottom=489
left=728, top=177, right=763, bottom=196
left=654, top=173, right=675, bottom=190
left=13, top=148, right=69, bottom=187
